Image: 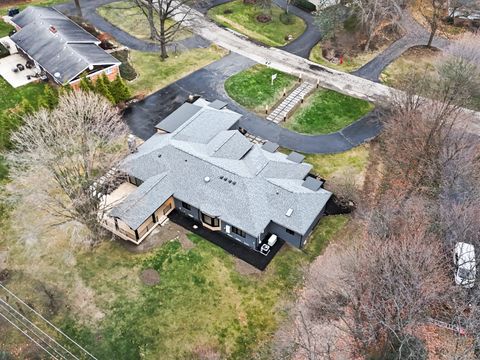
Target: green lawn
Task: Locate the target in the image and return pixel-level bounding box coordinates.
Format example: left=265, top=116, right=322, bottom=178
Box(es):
left=208, top=0, right=306, bottom=47
left=98, top=1, right=191, bottom=42
left=45, top=215, right=346, bottom=359
left=128, top=46, right=227, bottom=95
left=0, top=21, right=14, bottom=37
left=0, top=77, right=46, bottom=114
left=285, top=89, right=374, bottom=134
left=0, top=0, right=67, bottom=11
left=225, top=64, right=297, bottom=112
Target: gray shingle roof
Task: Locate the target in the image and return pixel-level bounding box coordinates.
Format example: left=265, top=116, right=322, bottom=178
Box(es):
left=155, top=103, right=202, bottom=133
left=112, top=103, right=331, bottom=236
left=10, top=6, right=120, bottom=84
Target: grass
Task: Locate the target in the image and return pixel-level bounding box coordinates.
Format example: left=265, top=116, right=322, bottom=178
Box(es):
left=60, top=215, right=348, bottom=360
left=381, top=45, right=440, bottom=87
left=0, top=21, right=14, bottom=37
left=284, top=89, right=374, bottom=134
left=225, top=64, right=297, bottom=112
left=309, top=43, right=380, bottom=73
left=0, top=77, right=46, bottom=114
left=98, top=1, right=191, bottom=42
left=304, top=144, right=370, bottom=180
left=0, top=0, right=67, bottom=11
left=128, top=46, right=227, bottom=96
left=208, top=0, right=306, bottom=47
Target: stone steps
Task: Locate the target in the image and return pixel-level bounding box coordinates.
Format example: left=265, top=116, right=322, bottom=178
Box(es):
left=266, top=82, right=315, bottom=124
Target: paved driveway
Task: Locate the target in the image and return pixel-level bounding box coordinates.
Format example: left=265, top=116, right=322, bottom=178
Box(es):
left=124, top=53, right=382, bottom=154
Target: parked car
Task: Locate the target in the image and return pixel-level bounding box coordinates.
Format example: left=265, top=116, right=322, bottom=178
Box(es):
left=454, top=242, right=476, bottom=288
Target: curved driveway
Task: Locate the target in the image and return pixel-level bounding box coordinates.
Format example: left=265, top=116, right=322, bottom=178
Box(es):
left=55, top=0, right=210, bottom=52
left=123, top=53, right=382, bottom=154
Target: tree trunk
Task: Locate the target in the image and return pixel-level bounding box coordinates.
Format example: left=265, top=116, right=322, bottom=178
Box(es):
left=74, top=0, right=82, bottom=17
left=427, top=22, right=437, bottom=47
left=147, top=6, right=156, bottom=40
left=364, top=34, right=372, bottom=52
left=160, top=18, right=168, bottom=60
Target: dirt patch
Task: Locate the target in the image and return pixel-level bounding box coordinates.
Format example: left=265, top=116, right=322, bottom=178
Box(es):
left=234, top=258, right=261, bottom=276
left=121, top=220, right=188, bottom=254
left=140, top=268, right=160, bottom=286
left=69, top=276, right=105, bottom=323
left=0, top=269, right=10, bottom=282
left=178, top=233, right=196, bottom=250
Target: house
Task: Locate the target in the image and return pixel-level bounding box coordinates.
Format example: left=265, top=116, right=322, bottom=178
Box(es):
left=448, top=0, right=480, bottom=28
left=7, top=6, right=121, bottom=88
left=101, top=99, right=332, bottom=253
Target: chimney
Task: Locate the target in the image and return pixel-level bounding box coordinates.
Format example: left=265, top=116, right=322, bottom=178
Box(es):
left=49, top=25, right=57, bottom=34
left=127, top=134, right=137, bottom=153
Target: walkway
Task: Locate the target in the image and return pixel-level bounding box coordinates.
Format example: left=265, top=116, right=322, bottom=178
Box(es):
left=266, top=82, right=315, bottom=123
left=55, top=0, right=210, bottom=53
left=123, top=53, right=383, bottom=154
left=353, top=13, right=451, bottom=82
left=196, top=0, right=323, bottom=58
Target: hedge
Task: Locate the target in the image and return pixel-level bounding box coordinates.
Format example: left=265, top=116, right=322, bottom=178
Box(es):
left=293, top=0, right=316, bottom=12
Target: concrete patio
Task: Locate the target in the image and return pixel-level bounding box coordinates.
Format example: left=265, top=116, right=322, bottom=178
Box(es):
left=0, top=53, right=41, bottom=88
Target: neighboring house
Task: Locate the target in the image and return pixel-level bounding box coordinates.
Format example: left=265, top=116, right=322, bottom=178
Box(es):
left=7, top=6, right=120, bottom=88
left=448, top=0, right=480, bottom=27
left=101, top=99, right=332, bottom=253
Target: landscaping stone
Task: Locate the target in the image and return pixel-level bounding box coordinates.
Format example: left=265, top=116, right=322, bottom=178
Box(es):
left=140, top=268, right=160, bottom=286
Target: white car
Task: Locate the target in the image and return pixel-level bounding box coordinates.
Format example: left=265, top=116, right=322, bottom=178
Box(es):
left=454, top=242, right=476, bottom=288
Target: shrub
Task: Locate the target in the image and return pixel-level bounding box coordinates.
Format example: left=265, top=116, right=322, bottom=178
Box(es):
left=111, top=50, right=137, bottom=81
left=0, top=43, right=9, bottom=59
left=344, top=13, right=359, bottom=33
left=293, top=0, right=316, bottom=12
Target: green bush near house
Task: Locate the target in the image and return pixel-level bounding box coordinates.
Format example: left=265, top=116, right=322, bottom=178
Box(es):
left=111, top=50, right=138, bottom=81
left=0, top=21, right=14, bottom=38
left=208, top=0, right=306, bottom=47
left=225, top=64, right=297, bottom=112
left=284, top=89, right=374, bottom=134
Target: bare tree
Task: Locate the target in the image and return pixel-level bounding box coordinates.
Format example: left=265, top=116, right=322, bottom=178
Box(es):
left=10, top=92, right=128, bottom=242
left=74, top=0, right=82, bottom=18
left=355, top=0, right=403, bottom=51
left=421, top=0, right=447, bottom=47
left=130, top=0, right=196, bottom=59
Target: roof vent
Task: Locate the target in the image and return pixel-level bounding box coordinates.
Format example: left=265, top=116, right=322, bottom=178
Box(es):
left=204, top=176, right=210, bottom=183
left=54, top=72, right=61, bottom=78
left=220, top=176, right=224, bottom=180
left=286, top=208, right=293, bottom=217
left=49, top=25, right=57, bottom=34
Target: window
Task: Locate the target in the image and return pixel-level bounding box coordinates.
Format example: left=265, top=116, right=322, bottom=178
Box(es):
left=163, top=203, right=172, bottom=215
left=232, top=226, right=246, bottom=238
left=105, top=67, right=113, bottom=75
left=286, top=228, right=295, bottom=235
left=201, top=213, right=219, bottom=227
left=181, top=202, right=191, bottom=210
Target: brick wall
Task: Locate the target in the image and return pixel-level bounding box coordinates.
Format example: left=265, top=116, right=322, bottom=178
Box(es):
left=69, top=65, right=120, bottom=90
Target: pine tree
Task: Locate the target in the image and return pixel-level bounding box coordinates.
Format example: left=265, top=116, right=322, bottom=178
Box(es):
left=79, top=73, right=94, bottom=92
left=110, top=75, right=132, bottom=104
left=42, top=86, right=59, bottom=110
left=94, top=74, right=115, bottom=104
left=61, top=83, right=74, bottom=94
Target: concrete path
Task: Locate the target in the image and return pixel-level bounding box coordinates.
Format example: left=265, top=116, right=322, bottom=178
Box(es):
left=197, top=0, right=323, bottom=58
left=266, top=82, right=315, bottom=123
left=55, top=0, right=210, bottom=53
left=352, top=13, right=451, bottom=82
left=123, top=53, right=383, bottom=154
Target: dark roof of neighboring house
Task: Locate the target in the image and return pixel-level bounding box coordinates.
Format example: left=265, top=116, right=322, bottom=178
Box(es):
left=10, top=6, right=120, bottom=84
left=110, top=101, right=332, bottom=236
